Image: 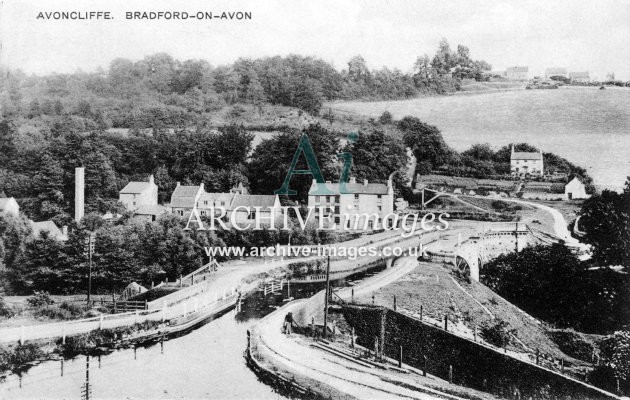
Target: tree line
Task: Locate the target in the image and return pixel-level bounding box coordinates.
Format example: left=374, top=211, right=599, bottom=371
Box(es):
left=0, top=38, right=491, bottom=121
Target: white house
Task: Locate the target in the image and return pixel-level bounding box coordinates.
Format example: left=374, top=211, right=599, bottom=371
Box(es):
left=0, top=197, right=20, bottom=216
left=506, top=66, right=529, bottom=81
left=30, top=220, right=68, bottom=241
left=545, top=67, right=568, bottom=79
left=569, top=72, right=590, bottom=83
left=565, top=177, right=589, bottom=200
left=308, top=177, right=394, bottom=230
left=511, top=146, right=544, bottom=177
left=119, top=175, right=158, bottom=211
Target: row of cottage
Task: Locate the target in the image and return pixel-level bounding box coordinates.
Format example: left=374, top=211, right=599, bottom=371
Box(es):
left=120, top=175, right=396, bottom=228
left=1, top=175, right=397, bottom=239
left=496, top=67, right=590, bottom=82
left=416, top=174, right=589, bottom=200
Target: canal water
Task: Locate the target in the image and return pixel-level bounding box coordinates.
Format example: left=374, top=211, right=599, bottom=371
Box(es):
left=0, top=260, right=390, bottom=399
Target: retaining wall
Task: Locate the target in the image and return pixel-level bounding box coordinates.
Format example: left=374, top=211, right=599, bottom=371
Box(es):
left=342, top=305, right=618, bottom=400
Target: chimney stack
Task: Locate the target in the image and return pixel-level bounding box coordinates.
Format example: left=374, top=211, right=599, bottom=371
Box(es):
left=363, top=179, right=368, bottom=186
left=350, top=177, right=356, bottom=184
left=74, top=167, right=85, bottom=222
left=62, top=226, right=68, bottom=236
left=149, top=174, right=154, bottom=185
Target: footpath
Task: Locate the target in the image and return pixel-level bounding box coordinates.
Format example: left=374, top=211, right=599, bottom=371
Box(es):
left=249, top=257, right=491, bottom=400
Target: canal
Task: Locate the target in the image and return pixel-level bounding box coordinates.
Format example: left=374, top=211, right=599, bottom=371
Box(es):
left=0, top=259, right=391, bottom=399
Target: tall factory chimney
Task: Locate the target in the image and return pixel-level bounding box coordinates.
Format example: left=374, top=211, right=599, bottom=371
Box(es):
left=75, top=167, right=85, bottom=222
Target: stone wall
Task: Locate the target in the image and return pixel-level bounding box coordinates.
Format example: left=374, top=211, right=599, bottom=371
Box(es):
left=342, top=305, right=617, bottom=400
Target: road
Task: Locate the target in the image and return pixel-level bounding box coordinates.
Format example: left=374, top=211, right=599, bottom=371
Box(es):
left=253, top=257, right=469, bottom=400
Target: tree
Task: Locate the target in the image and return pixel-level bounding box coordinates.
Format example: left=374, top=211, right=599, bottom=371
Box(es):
left=398, top=116, right=455, bottom=173
left=600, top=331, right=630, bottom=382
left=248, top=124, right=340, bottom=202
left=579, top=179, right=630, bottom=268
left=343, top=128, right=406, bottom=182
left=481, top=243, right=630, bottom=333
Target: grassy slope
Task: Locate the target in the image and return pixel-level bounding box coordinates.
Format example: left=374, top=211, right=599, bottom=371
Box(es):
left=357, top=261, right=593, bottom=367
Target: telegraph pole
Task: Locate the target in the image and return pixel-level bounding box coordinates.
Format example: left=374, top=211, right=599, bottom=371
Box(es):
left=85, top=233, right=95, bottom=306
left=323, top=255, right=331, bottom=339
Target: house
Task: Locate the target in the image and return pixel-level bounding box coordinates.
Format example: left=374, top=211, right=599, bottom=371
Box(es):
left=506, top=66, right=529, bottom=80
left=229, top=194, right=281, bottom=226
left=511, top=145, right=543, bottom=177
left=197, top=192, right=235, bottom=217
left=0, top=197, right=20, bottom=216
left=308, top=177, right=394, bottom=230
left=119, top=175, right=158, bottom=211
left=30, top=220, right=68, bottom=241
left=545, top=67, right=568, bottom=79
left=169, top=183, right=205, bottom=217
left=569, top=72, right=590, bottom=83
left=565, top=177, right=589, bottom=200
left=134, top=204, right=168, bottom=222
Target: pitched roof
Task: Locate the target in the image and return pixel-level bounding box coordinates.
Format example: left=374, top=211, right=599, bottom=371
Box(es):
left=0, top=197, right=17, bottom=210
left=170, top=185, right=202, bottom=208
left=198, top=192, right=234, bottom=207
left=31, top=221, right=66, bottom=240
left=512, top=152, right=542, bottom=160
left=309, top=182, right=390, bottom=195
left=135, top=205, right=167, bottom=215
left=120, top=181, right=152, bottom=194
left=231, top=194, right=278, bottom=210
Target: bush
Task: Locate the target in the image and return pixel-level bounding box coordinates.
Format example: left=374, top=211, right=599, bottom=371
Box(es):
left=378, top=111, right=393, bottom=125
left=27, top=291, right=54, bottom=308
left=0, top=297, right=15, bottom=318
left=480, top=319, right=515, bottom=348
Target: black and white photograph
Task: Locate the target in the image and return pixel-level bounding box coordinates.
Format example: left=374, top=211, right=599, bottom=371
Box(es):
left=0, top=1, right=629, bottom=399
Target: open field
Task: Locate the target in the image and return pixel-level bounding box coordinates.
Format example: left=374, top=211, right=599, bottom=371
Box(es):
left=327, top=87, right=630, bottom=190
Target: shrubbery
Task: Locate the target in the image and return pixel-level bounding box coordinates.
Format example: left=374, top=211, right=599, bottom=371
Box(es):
left=480, top=319, right=515, bottom=348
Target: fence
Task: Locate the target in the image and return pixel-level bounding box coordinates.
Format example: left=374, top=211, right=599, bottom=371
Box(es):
left=341, top=303, right=618, bottom=400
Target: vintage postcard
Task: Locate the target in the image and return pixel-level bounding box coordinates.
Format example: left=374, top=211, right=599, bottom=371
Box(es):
left=0, top=1, right=628, bottom=399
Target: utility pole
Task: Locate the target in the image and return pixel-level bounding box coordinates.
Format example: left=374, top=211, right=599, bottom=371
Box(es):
left=323, top=255, right=331, bottom=339
left=84, top=233, right=95, bottom=306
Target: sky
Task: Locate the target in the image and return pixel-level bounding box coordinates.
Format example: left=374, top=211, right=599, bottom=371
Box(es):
left=1, top=0, right=629, bottom=80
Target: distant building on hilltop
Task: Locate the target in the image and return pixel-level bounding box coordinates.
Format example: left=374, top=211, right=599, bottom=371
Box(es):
left=0, top=197, right=20, bottom=216
left=511, top=146, right=544, bottom=177
left=308, top=177, right=394, bottom=230
left=569, top=72, right=590, bottom=83
left=545, top=67, right=568, bottom=79
left=119, top=175, right=158, bottom=211
left=506, top=66, right=529, bottom=80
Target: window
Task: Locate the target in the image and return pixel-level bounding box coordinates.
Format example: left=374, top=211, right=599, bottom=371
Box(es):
left=354, top=194, right=359, bottom=201
left=220, top=201, right=225, bottom=206
left=178, top=210, right=184, bottom=216
left=133, top=201, right=136, bottom=206
left=248, top=210, right=257, bottom=219
left=315, top=195, right=320, bottom=202
left=377, top=206, right=382, bottom=211
left=204, top=201, right=208, bottom=206
left=334, top=217, right=340, bottom=224
left=200, top=210, right=207, bottom=216
left=377, top=194, right=382, bottom=199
